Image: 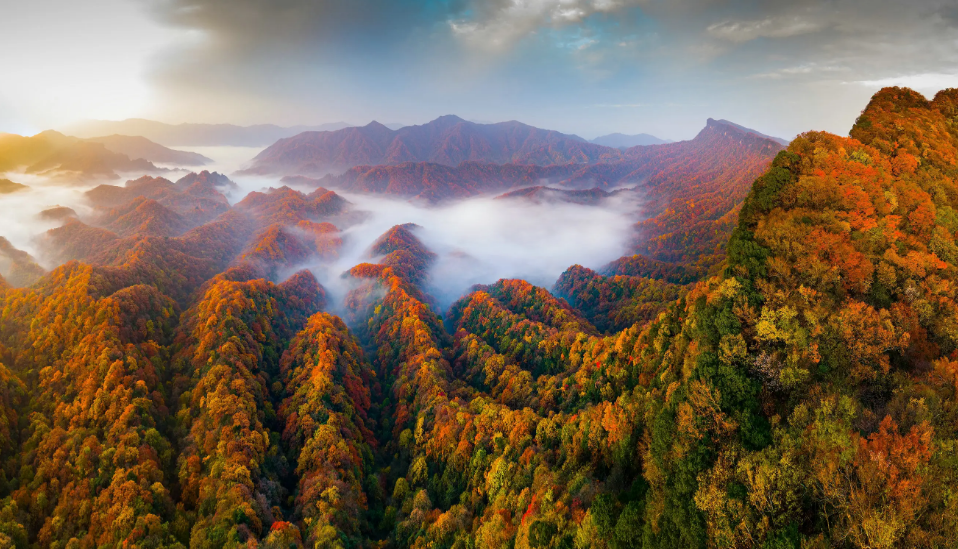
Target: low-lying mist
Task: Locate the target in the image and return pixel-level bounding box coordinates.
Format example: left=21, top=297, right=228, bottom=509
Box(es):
left=1, top=144, right=643, bottom=313
left=0, top=174, right=99, bottom=264
left=0, top=144, right=267, bottom=265
left=295, top=191, right=641, bottom=310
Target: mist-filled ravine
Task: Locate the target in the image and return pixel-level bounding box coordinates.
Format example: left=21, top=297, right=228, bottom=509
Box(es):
left=0, top=152, right=644, bottom=310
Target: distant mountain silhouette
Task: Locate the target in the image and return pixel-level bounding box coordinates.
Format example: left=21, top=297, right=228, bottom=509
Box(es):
left=243, top=115, right=619, bottom=175
left=590, top=133, right=671, bottom=148
left=85, top=135, right=211, bottom=165
left=0, top=178, right=27, bottom=194
left=710, top=119, right=790, bottom=146
left=63, top=119, right=355, bottom=147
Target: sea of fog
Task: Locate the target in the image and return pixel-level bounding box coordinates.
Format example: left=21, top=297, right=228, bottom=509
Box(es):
left=287, top=192, right=640, bottom=309
left=1, top=145, right=642, bottom=309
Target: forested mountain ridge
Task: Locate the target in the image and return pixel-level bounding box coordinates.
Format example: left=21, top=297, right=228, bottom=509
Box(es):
left=0, top=87, right=956, bottom=548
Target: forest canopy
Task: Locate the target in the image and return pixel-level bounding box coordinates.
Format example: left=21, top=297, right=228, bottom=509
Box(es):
left=0, top=87, right=957, bottom=549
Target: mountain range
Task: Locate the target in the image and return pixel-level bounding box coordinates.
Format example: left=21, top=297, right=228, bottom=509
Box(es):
left=245, top=114, right=786, bottom=177
left=243, top=114, right=622, bottom=175
left=313, top=118, right=779, bottom=200
left=63, top=119, right=365, bottom=147
left=311, top=118, right=782, bottom=267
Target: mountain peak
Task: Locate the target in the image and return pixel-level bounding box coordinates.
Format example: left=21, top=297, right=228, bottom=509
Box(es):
left=420, top=114, right=467, bottom=130
left=433, top=114, right=466, bottom=123
left=705, top=118, right=790, bottom=146
left=364, top=120, right=392, bottom=131
left=36, top=129, right=68, bottom=138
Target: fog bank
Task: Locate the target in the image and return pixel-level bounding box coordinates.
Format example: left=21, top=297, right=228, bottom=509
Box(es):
left=0, top=174, right=100, bottom=265
left=302, top=191, right=640, bottom=310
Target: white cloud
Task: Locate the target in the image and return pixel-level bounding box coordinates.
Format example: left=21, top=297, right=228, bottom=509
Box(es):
left=707, top=16, right=823, bottom=43
left=857, top=72, right=958, bottom=92
left=449, top=0, right=642, bottom=51
left=752, top=63, right=848, bottom=80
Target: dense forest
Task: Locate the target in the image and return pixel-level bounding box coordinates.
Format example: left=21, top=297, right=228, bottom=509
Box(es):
left=1, top=86, right=957, bottom=549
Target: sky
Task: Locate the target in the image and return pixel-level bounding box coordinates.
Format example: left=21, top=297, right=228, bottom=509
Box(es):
left=2, top=0, right=958, bottom=141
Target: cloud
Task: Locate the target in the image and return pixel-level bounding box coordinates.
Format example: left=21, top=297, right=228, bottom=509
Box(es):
left=7, top=0, right=958, bottom=144
left=297, top=190, right=640, bottom=310
left=751, top=63, right=849, bottom=80
left=938, top=5, right=958, bottom=26
left=706, top=16, right=823, bottom=43
left=0, top=174, right=102, bottom=268
left=857, top=73, right=958, bottom=92
left=447, top=0, right=644, bottom=51
left=0, top=160, right=642, bottom=309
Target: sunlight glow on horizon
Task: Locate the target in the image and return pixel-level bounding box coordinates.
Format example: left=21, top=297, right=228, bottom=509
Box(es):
left=0, top=0, right=177, bottom=134
left=2, top=0, right=956, bottom=141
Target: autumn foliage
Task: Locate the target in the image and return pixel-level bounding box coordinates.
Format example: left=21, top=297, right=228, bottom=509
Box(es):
left=1, top=88, right=958, bottom=548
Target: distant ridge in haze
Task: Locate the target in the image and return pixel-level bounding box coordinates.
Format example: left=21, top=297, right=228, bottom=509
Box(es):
left=63, top=119, right=355, bottom=147
left=0, top=130, right=161, bottom=178
left=244, top=114, right=618, bottom=175
left=711, top=118, right=790, bottom=146
left=85, top=135, right=211, bottom=166
left=591, top=133, right=671, bottom=148
left=318, top=118, right=783, bottom=203
left=0, top=178, right=28, bottom=194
